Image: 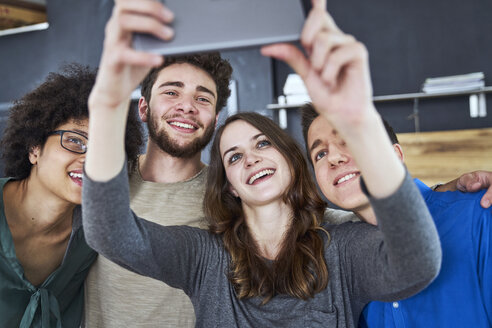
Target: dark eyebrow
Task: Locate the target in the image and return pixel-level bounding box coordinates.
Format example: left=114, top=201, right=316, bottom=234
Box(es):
left=158, top=81, right=184, bottom=89
left=252, top=133, right=264, bottom=140
left=222, top=146, right=238, bottom=161
left=72, top=129, right=88, bottom=138
left=309, top=139, right=322, bottom=155
left=222, top=133, right=265, bottom=160
left=196, top=85, right=216, bottom=99
left=158, top=82, right=216, bottom=100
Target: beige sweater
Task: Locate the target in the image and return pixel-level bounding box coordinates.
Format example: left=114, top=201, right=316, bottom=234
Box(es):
left=84, top=165, right=207, bottom=328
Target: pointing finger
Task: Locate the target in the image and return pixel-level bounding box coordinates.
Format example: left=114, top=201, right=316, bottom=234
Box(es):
left=261, top=44, right=311, bottom=80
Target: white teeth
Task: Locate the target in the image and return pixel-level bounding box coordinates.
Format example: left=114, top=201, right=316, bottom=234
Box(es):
left=248, top=169, right=274, bottom=185
left=337, top=173, right=357, bottom=185
left=169, top=121, right=196, bottom=129
left=69, top=172, right=83, bottom=179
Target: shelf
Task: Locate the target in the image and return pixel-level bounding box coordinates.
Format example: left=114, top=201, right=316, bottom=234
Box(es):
left=267, top=86, right=492, bottom=110
left=267, top=86, right=492, bottom=131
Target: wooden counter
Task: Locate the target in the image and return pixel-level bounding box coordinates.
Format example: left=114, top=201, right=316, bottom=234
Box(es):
left=397, top=128, right=492, bottom=186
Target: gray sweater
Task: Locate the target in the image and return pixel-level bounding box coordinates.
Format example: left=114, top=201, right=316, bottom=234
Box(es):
left=82, top=164, right=441, bottom=328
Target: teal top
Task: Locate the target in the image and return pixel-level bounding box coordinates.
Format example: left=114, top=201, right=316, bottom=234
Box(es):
left=0, top=178, right=97, bottom=328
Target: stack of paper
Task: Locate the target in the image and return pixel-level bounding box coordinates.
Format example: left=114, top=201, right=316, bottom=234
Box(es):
left=422, top=72, right=485, bottom=94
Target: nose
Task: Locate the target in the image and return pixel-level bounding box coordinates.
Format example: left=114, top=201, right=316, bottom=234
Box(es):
left=176, top=95, right=197, bottom=114
left=244, top=151, right=261, bottom=167
left=327, top=144, right=348, bottom=167
left=77, top=153, right=86, bottom=164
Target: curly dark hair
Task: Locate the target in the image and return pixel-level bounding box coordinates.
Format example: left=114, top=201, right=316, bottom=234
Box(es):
left=0, top=63, right=144, bottom=179
left=141, top=52, right=233, bottom=113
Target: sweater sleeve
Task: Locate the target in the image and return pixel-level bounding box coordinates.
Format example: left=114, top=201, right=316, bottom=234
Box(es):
left=335, top=170, right=442, bottom=303
left=82, top=161, right=215, bottom=295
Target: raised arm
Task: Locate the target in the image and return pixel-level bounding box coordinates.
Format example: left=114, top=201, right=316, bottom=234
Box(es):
left=86, top=0, right=174, bottom=181
left=262, top=0, right=441, bottom=301
left=261, top=0, right=404, bottom=199
left=83, top=0, right=188, bottom=282
left=83, top=162, right=213, bottom=292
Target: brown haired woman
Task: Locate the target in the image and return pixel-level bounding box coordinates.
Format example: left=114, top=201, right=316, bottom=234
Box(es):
left=82, top=0, right=441, bottom=326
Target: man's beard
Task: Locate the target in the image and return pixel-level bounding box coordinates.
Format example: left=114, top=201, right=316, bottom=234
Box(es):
left=147, top=109, right=215, bottom=158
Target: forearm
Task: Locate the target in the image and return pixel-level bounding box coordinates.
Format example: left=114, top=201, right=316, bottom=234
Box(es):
left=82, top=161, right=207, bottom=288
left=83, top=162, right=139, bottom=263
left=85, top=97, right=129, bottom=182
left=367, top=171, right=441, bottom=299
left=432, top=178, right=458, bottom=192
left=341, top=109, right=405, bottom=199
left=82, top=161, right=171, bottom=281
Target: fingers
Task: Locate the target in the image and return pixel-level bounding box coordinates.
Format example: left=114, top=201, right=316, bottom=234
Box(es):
left=117, top=12, right=174, bottom=41
left=311, top=0, right=327, bottom=11
left=318, top=41, right=367, bottom=88
left=456, top=174, right=477, bottom=192
left=102, top=0, right=173, bottom=69
left=114, top=0, right=174, bottom=24
left=115, top=48, right=164, bottom=67
left=302, top=4, right=340, bottom=52
left=481, top=188, right=492, bottom=208
left=310, top=32, right=355, bottom=72
left=263, top=0, right=372, bottom=123
left=261, top=44, right=311, bottom=79
left=110, top=0, right=174, bottom=41
left=457, top=171, right=487, bottom=191
left=296, top=2, right=366, bottom=91
left=455, top=171, right=492, bottom=209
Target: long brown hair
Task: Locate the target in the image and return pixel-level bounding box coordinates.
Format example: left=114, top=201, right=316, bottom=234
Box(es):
left=204, top=112, right=329, bottom=304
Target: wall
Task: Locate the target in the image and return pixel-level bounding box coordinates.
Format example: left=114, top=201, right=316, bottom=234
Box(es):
left=277, top=0, right=492, bottom=140
left=1, top=0, right=490, bottom=176
left=0, top=0, right=274, bottom=176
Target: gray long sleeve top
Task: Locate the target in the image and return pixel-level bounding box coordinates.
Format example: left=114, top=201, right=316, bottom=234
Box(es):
left=82, top=163, right=441, bottom=328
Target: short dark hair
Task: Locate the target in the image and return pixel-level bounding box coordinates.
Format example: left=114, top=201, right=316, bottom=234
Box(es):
left=300, top=102, right=399, bottom=158
left=0, top=64, right=144, bottom=179
left=382, top=119, right=399, bottom=144
left=141, top=52, right=233, bottom=113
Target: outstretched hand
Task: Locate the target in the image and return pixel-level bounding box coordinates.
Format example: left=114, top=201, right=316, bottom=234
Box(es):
left=456, top=171, right=492, bottom=208
left=435, top=171, right=492, bottom=209
left=86, top=0, right=174, bottom=181
left=89, top=0, right=175, bottom=110
left=261, top=0, right=374, bottom=135
left=262, top=0, right=405, bottom=200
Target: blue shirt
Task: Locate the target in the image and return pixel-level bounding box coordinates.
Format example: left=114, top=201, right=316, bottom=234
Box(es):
left=360, top=179, right=492, bottom=328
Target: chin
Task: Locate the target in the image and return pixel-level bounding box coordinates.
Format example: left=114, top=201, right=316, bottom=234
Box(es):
left=69, top=191, right=83, bottom=205
left=334, top=196, right=368, bottom=212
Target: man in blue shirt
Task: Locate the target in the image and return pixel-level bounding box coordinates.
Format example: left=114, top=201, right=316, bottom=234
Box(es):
left=300, top=102, right=492, bottom=327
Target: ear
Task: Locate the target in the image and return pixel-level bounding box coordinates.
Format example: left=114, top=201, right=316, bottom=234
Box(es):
left=392, top=143, right=404, bottom=162
left=138, top=97, right=149, bottom=122
left=29, top=146, right=41, bottom=165
left=214, top=114, right=219, bottom=129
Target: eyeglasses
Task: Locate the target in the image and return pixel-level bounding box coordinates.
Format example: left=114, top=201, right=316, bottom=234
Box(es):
left=49, top=130, right=88, bottom=154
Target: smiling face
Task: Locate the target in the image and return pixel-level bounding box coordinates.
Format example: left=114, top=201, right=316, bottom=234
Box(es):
left=307, top=116, right=370, bottom=213
left=29, top=119, right=88, bottom=205
left=141, top=63, right=218, bottom=158
left=219, top=120, right=292, bottom=207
